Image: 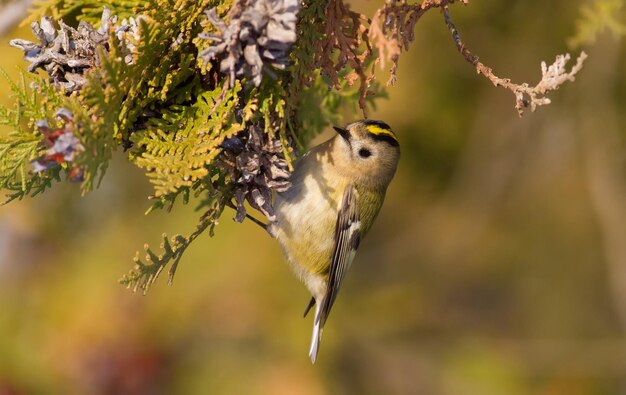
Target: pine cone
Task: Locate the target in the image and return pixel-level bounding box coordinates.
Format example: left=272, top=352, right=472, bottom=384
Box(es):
left=199, top=0, right=301, bottom=87
left=221, top=124, right=291, bottom=222
left=10, top=9, right=139, bottom=93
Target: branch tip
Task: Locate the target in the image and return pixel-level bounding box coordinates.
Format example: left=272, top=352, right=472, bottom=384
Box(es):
left=442, top=8, right=587, bottom=116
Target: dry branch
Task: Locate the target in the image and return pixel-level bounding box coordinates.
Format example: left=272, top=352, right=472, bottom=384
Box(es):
left=317, top=0, right=373, bottom=111
left=442, top=6, right=587, bottom=116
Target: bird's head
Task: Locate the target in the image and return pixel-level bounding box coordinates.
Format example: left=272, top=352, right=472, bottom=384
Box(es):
left=332, top=120, right=400, bottom=189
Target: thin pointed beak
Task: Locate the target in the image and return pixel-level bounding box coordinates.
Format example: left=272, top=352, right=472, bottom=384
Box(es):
left=333, top=126, right=350, bottom=141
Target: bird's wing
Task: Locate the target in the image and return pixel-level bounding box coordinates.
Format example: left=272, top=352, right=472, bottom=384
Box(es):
left=309, top=184, right=361, bottom=363
left=319, top=183, right=361, bottom=327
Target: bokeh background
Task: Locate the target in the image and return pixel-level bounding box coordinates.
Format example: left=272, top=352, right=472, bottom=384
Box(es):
left=1, top=0, right=626, bottom=394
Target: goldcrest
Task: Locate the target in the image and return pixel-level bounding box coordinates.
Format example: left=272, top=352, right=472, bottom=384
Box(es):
left=269, top=120, right=400, bottom=363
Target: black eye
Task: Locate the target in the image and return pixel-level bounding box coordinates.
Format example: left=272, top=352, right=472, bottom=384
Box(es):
left=358, top=148, right=372, bottom=158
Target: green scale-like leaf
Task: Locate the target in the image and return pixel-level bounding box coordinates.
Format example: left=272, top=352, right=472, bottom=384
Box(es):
left=0, top=71, right=69, bottom=203
left=130, top=82, right=245, bottom=197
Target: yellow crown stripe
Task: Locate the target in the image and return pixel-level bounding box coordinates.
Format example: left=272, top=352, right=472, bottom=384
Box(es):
left=366, top=125, right=398, bottom=141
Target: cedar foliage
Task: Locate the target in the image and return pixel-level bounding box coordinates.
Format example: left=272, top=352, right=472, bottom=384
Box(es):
left=2, top=0, right=373, bottom=293
left=1, top=0, right=618, bottom=292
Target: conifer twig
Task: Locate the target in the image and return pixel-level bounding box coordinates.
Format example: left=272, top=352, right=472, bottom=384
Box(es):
left=225, top=200, right=271, bottom=235
left=442, top=6, right=587, bottom=116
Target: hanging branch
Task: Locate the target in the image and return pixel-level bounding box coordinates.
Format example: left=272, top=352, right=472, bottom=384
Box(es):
left=442, top=6, right=587, bottom=116
left=0, top=0, right=590, bottom=292
left=318, top=0, right=373, bottom=111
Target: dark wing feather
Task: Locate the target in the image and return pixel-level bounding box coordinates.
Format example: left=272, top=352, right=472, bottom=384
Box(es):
left=303, top=297, right=315, bottom=317
left=318, top=184, right=361, bottom=328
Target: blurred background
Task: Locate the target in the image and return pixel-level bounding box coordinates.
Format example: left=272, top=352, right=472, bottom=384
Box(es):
left=1, top=0, right=626, bottom=394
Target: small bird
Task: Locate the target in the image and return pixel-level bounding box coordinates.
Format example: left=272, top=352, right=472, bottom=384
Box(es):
left=269, top=119, right=400, bottom=363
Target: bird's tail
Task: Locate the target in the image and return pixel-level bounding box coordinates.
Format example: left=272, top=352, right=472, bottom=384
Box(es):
left=308, top=302, right=324, bottom=363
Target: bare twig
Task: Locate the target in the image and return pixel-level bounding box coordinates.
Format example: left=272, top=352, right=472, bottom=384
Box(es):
left=225, top=200, right=271, bottom=234
left=442, top=7, right=587, bottom=116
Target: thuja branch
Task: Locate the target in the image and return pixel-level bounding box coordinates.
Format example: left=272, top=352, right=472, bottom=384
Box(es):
left=1, top=0, right=590, bottom=292
left=120, top=197, right=226, bottom=294
left=442, top=7, right=588, bottom=116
